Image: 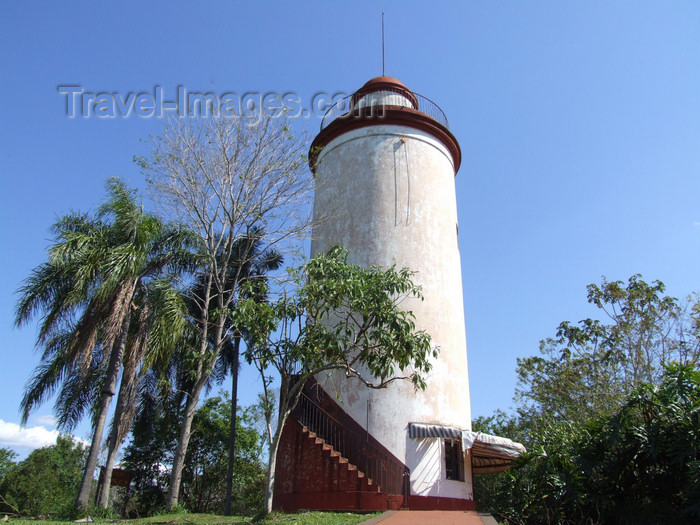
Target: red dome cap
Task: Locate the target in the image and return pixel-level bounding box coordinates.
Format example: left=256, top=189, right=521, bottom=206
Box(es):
left=360, top=75, right=410, bottom=91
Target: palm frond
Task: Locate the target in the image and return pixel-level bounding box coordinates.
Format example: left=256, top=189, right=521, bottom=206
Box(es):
left=20, top=355, right=72, bottom=425
left=55, top=361, right=105, bottom=431
left=141, top=278, right=187, bottom=369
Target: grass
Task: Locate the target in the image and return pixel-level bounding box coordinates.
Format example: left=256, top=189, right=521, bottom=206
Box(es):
left=4, top=511, right=379, bottom=525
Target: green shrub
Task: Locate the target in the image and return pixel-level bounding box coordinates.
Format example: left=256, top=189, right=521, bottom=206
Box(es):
left=0, top=435, right=86, bottom=519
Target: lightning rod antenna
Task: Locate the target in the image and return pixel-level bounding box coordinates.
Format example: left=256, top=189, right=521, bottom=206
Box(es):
left=382, top=11, right=385, bottom=76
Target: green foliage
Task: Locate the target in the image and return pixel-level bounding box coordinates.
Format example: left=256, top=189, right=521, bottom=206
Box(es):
left=476, top=276, right=700, bottom=525
left=181, top=394, right=265, bottom=515
left=0, top=447, right=17, bottom=487
left=516, top=275, right=699, bottom=423
left=122, top=394, right=265, bottom=517
left=0, top=436, right=86, bottom=518
left=575, top=364, right=700, bottom=523
left=241, top=246, right=436, bottom=394
left=477, top=366, right=700, bottom=524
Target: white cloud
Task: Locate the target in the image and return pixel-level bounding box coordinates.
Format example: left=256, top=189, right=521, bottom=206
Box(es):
left=0, top=419, right=89, bottom=452
left=31, top=414, right=58, bottom=428
left=693, top=222, right=700, bottom=227
left=0, top=419, right=59, bottom=449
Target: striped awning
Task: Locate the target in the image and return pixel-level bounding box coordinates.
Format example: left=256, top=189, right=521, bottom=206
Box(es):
left=469, top=431, right=527, bottom=474
left=408, top=423, right=526, bottom=474
left=408, top=422, right=462, bottom=439
left=471, top=456, right=516, bottom=474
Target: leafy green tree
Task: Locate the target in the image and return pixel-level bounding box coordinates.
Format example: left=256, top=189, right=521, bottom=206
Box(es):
left=180, top=394, right=264, bottom=514
left=0, top=447, right=18, bottom=513
left=122, top=393, right=264, bottom=516
left=0, top=436, right=86, bottom=518
left=0, top=448, right=16, bottom=487
left=516, top=275, right=699, bottom=423
left=474, top=276, right=700, bottom=524
left=15, top=178, right=195, bottom=511
left=472, top=410, right=580, bottom=524
left=575, top=364, right=700, bottom=524
left=239, top=247, right=437, bottom=514
left=485, top=366, right=700, bottom=525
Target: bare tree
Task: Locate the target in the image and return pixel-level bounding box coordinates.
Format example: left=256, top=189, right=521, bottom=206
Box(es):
left=137, top=115, right=314, bottom=508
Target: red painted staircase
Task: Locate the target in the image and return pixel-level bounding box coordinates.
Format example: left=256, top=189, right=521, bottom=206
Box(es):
left=273, top=378, right=409, bottom=512
left=273, top=418, right=402, bottom=512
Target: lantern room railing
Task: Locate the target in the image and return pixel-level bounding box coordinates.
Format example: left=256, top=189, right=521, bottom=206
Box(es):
left=320, top=88, right=450, bottom=131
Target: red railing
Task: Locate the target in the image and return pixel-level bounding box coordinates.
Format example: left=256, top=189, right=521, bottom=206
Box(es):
left=290, top=379, right=410, bottom=500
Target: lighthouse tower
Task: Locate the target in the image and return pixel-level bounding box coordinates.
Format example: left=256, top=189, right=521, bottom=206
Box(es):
left=273, top=77, right=523, bottom=512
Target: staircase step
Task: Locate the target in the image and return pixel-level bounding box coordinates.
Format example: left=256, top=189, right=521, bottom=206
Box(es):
left=362, top=476, right=381, bottom=493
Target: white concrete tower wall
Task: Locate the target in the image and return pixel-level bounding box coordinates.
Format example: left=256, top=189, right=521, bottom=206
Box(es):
left=310, top=79, right=472, bottom=501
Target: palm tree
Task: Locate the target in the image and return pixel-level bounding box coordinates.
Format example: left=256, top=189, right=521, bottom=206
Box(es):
left=96, top=278, right=188, bottom=507
left=15, top=178, right=197, bottom=511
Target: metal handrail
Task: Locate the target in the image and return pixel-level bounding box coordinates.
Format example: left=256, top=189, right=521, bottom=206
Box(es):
left=291, top=387, right=410, bottom=499
left=320, top=89, right=449, bottom=131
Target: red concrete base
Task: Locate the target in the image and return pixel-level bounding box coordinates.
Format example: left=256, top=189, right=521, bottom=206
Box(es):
left=276, top=491, right=398, bottom=513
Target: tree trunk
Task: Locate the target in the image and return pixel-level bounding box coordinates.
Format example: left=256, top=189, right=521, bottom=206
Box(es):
left=166, top=269, right=213, bottom=509
left=168, top=269, right=229, bottom=509
left=166, top=373, right=207, bottom=508
left=224, top=336, right=241, bottom=515
left=76, top=311, right=132, bottom=511
left=97, top=356, right=138, bottom=508
left=261, top=376, right=306, bottom=515
left=263, top=408, right=288, bottom=515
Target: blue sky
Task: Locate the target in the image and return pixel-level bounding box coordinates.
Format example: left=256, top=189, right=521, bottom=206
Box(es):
left=1, top=1, right=699, bottom=454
